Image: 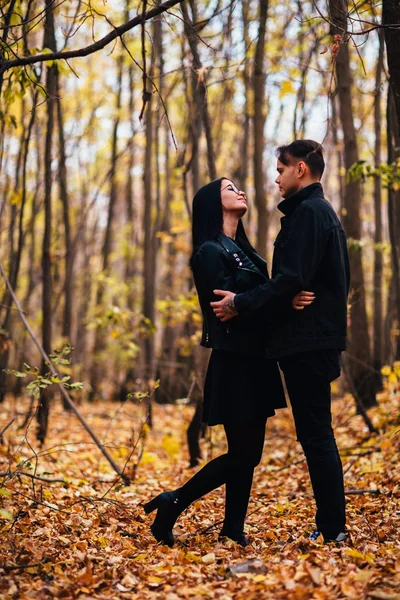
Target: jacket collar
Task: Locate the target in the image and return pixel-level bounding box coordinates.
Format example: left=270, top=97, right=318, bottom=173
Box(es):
left=217, top=231, right=240, bottom=253
left=277, top=182, right=323, bottom=217
left=217, top=233, right=267, bottom=275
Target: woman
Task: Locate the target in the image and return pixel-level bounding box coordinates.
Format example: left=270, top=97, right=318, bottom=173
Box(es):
left=144, top=178, right=313, bottom=547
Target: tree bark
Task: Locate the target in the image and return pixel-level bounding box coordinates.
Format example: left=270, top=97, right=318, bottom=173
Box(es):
left=237, top=0, right=251, bottom=193
left=142, top=16, right=158, bottom=418
left=37, top=1, right=58, bottom=443
left=0, top=0, right=17, bottom=97
left=383, top=0, right=400, bottom=131
left=181, top=1, right=216, bottom=182
left=329, top=0, right=376, bottom=408
left=89, top=53, right=123, bottom=401
left=387, top=86, right=400, bottom=360
left=373, top=29, right=385, bottom=390
left=55, top=71, right=73, bottom=341
left=253, top=0, right=268, bottom=258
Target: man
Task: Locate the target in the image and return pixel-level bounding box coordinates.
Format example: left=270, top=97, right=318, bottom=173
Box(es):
left=211, top=140, right=350, bottom=543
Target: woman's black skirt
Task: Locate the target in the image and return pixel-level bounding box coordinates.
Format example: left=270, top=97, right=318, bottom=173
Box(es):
left=203, top=350, right=287, bottom=426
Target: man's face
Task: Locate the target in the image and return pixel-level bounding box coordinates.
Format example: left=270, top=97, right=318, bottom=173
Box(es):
left=275, top=158, right=302, bottom=199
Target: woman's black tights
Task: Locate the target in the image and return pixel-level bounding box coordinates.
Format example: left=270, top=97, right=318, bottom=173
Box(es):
left=177, top=419, right=267, bottom=534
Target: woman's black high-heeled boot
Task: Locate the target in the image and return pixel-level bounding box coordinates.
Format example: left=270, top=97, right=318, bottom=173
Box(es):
left=219, top=525, right=250, bottom=547
left=143, top=490, right=182, bottom=547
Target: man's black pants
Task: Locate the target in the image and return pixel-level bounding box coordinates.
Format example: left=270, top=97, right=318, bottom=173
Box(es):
left=279, top=350, right=346, bottom=539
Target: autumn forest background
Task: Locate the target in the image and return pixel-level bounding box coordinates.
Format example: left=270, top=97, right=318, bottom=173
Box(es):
left=0, top=1, right=400, bottom=599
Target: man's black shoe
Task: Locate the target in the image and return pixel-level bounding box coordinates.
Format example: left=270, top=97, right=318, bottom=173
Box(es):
left=325, top=532, right=347, bottom=544
left=309, top=529, right=347, bottom=544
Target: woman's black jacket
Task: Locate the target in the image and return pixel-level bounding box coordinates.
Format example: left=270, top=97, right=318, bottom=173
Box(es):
left=191, top=233, right=282, bottom=355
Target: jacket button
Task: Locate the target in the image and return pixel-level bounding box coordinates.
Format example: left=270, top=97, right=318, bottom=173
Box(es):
left=236, top=258, right=240, bottom=262
left=239, top=262, right=243, bottom=266
left=233, top=253, right=238, bottom=257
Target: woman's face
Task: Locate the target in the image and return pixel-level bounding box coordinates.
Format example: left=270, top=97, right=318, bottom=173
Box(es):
left=220, top=179, right=247, bottom=217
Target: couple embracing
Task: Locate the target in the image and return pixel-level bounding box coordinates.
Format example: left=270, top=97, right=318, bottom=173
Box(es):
left=144, top=139, right=350, bottom=548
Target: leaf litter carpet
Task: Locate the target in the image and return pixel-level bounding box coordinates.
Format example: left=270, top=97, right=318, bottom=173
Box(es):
left=0, top=390, right=399, bottom=600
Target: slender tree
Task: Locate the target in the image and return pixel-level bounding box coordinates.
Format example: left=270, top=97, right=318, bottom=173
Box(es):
left=37, top=0, right=58, bottom=442
left=329, top=0, right=376, bottom=408
left=373, top=30, right=385, bottom=390
left=383, top=0, right=400, bottom=129
left=253, top=0, right=268, bottom=258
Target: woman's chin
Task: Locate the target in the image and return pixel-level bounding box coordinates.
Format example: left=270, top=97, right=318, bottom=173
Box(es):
left=236, top=206, right=248, bottom=218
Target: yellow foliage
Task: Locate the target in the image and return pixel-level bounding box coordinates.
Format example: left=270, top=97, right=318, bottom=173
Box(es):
left=279, top=80, right=296, bottom=98
left=162, top=434, right=180, bottom=458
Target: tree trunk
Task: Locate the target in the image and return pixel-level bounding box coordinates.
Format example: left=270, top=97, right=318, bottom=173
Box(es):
left=253, top=0, right=268, bottom=258
left=329, top=0, right=376, bottom=408
left=181, top=1, right=216, bottom=182
left=89, top=54, right=123, bottom=401
left=0, top=90, right=38, bottom=402
left=55, top=71, right=73, bottom=341
left=142, top=17, right=158, bottom=422
left=372, top=29, right=385, bottom=390
left=37, top=1, right=58, bottom=443
left=387, top=86, right=400, bottom=360
left=0, top=0, right=17, bottom=100
left=237, top=0, right=251, bottom=194
left=383, top=0, right=400, bottom=130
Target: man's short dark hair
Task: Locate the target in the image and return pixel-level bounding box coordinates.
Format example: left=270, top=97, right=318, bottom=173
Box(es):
left=276, top=140, right=325, bottom=178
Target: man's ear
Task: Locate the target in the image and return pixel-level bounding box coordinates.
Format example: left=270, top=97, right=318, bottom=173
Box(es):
left=297, top=161, right=307, bottom=178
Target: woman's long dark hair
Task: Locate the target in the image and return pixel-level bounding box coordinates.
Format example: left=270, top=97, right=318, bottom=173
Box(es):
left=190, top=177, right=255, bottom=267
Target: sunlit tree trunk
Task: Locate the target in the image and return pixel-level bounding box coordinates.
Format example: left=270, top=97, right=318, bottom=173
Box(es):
left=37, top=0, right=58, bottom=442
left=253, top=0, right=268, bottom=258
left=181, top=1, right=216, bottom=181
left=55, top=71, right=73, bottom=341
left=373, top=30, right=385, bottom=390
left=329, top=0, right=376, bottom=408
left=237, top=0, right=251, bottom=194
left=89, top=53, right=123, bottom=401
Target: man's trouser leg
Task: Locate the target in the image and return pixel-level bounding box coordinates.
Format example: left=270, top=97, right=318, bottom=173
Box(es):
left=280, top=351, right=346, bottom=539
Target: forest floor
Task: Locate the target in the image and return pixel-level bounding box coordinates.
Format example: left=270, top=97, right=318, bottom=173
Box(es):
left=0, top=385, right=399, bottom=600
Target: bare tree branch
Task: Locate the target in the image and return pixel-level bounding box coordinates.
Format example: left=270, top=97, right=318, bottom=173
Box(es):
left=0, top=0, right=183, bottom=75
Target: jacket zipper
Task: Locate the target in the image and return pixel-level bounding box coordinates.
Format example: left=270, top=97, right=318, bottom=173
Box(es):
left=204, top=311, right=210, bottom=345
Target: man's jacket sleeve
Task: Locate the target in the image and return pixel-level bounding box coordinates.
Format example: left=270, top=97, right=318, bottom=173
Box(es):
left=234, top=205, right=328, bottom=315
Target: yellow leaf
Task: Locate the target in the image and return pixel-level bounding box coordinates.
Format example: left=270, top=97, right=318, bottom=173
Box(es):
left=345, top=549, right=365, bottom=559
left=279, top=80, right=296, bottom=98
left=185, top=552, right=201, bottom=563
left=97, top=536, right=109, bottom=547
left=253, top=574, right=267, bottom=583
left=147, top=576, right=163, bottom=584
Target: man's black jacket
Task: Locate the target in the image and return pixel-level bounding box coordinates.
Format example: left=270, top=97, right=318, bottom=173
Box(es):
left=234, top=183, right=350, bottom=358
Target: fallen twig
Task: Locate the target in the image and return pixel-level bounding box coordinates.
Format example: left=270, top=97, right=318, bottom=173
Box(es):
left=345, top=489, right=382, bottom=495
left=0, top=470, right=66, bottom=483
left=340, top=449, right=380, bottom=457
left=0, top=418, right=15, bottom=439
left=0, top=260, right=128, bottom=483
left=0, top=558, right=50, bottom=572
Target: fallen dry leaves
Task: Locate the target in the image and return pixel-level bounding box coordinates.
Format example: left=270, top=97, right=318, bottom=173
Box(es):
left=0, top=387, right=399, bottom=600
